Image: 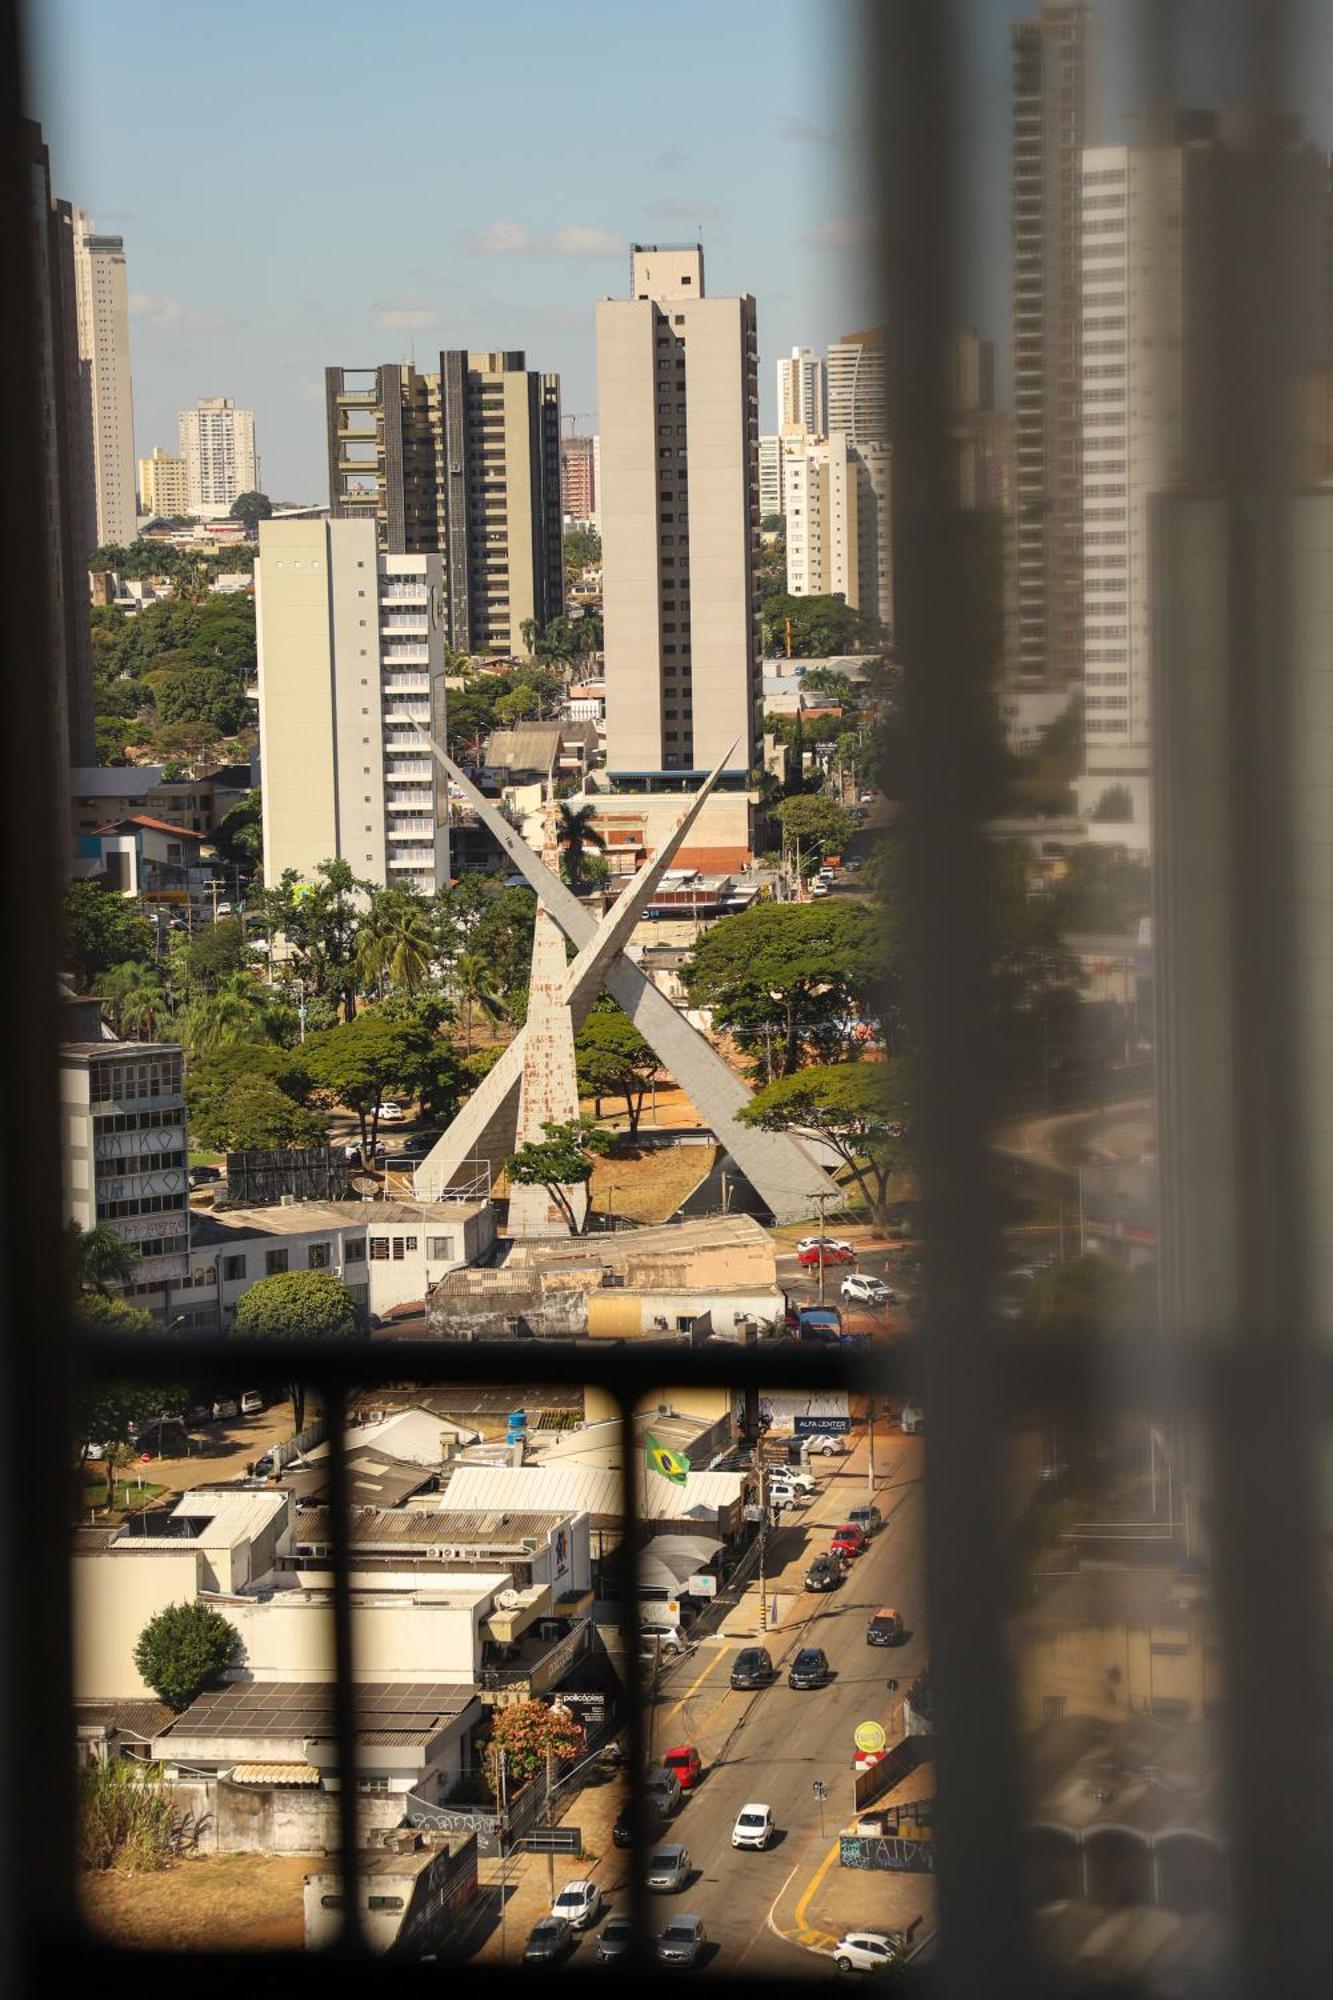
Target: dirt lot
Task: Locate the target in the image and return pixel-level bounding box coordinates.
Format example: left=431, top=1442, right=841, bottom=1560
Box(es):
left=81, top=1853, right=310, bottom=1951
left=586, top=1141, right=716, bottom=1223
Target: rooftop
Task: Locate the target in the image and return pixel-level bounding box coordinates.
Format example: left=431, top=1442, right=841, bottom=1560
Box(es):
left=193, top=1198, right=489, bottom=1244
left=292, top=1507, right=573, bottom=1551
left=157, top=1679, right=477, bottom=1747
left=110, top=1488, right=288, bottom=1554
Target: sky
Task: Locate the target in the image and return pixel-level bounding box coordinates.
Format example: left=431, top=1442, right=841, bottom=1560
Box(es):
left=28, top=0, right=878, bottom=502
left=30, top=1, right=1333, bottom=503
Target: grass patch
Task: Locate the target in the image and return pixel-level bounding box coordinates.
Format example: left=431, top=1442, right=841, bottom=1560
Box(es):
left=81, top=1476, right=167, bottom=1516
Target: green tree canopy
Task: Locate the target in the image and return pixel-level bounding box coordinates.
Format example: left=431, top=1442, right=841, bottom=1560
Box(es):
left=231, top=1269, right=361, bottom=1431
left=684, top=901, right=883, bottom=1077
left=152, top=666, right=251, bottom=733
left=761, top=592, right=885, bottom=658
left=207, top=1076, right=327, bottom=1152
left=229, top=491, right=273, bottom=534
left=505, top=1117, right=613, bottom=1235
left=184, top=1043, right=313, bottom=1150
left=556, top=801, right=607, bottom=895
left=575, top=1006, right=665, bottom=1135
left=798, top=666, right=855, bottom=700
left=738, top=1060, right=908, bottom=1221
left=63, top=880, right=155, bottom=988
left=134, top=1602, right=241, bottom=1712
left=67, top=1222, right=141, bottom=1298
left=184, top=915, right=248, bottom=990
left=302, top=1011, right=436, bottom=1154
left=563, top=526, right=602, bottom=578
left=775, top=794, right=857, bottom=856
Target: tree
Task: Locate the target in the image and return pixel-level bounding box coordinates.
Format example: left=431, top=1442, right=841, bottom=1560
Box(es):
left=302, top=1011, right=436, bottom=1157
left=685, top=902, right=882, bottom=1078
left=355, top=889, right=435, bottom=998
left=208, top=1076, right=328, bottom=1152
left=761, top=591, right=884, bottom=658
left=494, top=684, right=540, bottom=727
left=556, top=802, right=607, bottom=895
left=738, top=1060, right=908, bottom=1221
left=1092, top=784, right=1134, bottom=823
left=450, top=949, right=505, bottom=1053
left=213, top=789, right=263, bottom=868
left=133, top=1602, right=241, bottom=1712
left=184, top=1043, right=313, bottom=1150
left=184, top=916, right=248, bottom=990
left=152, top=665, right=250, bottom=734
left=799, top=666, right=854, bottom=700
left=99, top=960, right=169, bottom=1040
left=505, top=1117, right=613, bottom=1235
left=67, top=1221, right=139, bottom=1298
left=775, top=794, right=857, bottom=859
left=178, top=970, right=268, bottom=1053
left=486, top=1697, right=585, bottom=1786
left=563, top=526, right=602, bottom=578
left=232, top=1268, right=361, bottom=1432
left=230, top=490, right=273, bottom=535
left=63, top=880, right=154, bottom=988
left=282, top=858, right=368, bottom=1018
left=576, top=1006, right=666, bottom=1134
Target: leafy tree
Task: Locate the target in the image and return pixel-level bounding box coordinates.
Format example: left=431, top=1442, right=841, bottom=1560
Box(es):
left=355, top=888, right=436, bottom=998
left=184, top=916, right=248, bottom=990
left=575, top=1006, right=665, bottom=1134
left=63, top=880, right=155, bottom=988
left=153, top=666, right=250, bottom=733
left=799, top=666, right=855, bottom=700
left=738, top=1060, right=908, bottom=1221
left=486, top=1697, right=584, bottom=1786
left=99, top=960, right=169, bottom=1040
left=133, top=1602, right=241, bottom=1712
left=207, top=1076, right=327, bottom=1152
left=178, top=970, right=269, bottom=1053
left=302, top=1011, right=436, bottom=1156
left=67, top=1221, right=139, bottom=1298
left=761, top=592, right=884, bottom=658
left=1091, top=784, right=1134, bottom=823
left=229, top=491, right=273, bottom=534
left=505, top=1117, right=613, bottom=1235
left=494, top=684, right=540, bottom=727
left=563, top=526, right=602, bottom=577
left=93, top=715, right=136, bottom=763
left=684, top=902, right=882, bottom=1078
left=232, top=1269, right=362, bottom=1431
left=775, top=794, right=857, bottom=858
left=463, top=882, right=538, bottom=997
left=556, top=801, right=606, bottom=895
left=281, top=858, right=368, bottom=1018
left=450, top=948, right=505, bottom=1053
left=184, top=1043, right=313, bottom=1151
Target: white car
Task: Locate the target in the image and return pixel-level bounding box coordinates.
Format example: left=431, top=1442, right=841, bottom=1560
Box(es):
left=376, top=1101, right=406, bottom=1122
left=797, top=1236, right=854, bottom=1257
left=900, top=1402, right=925, bottom=1435
left=551, top=1880, right=603, bottom=1930
left=835, top=1930, right=905, bottom=1974
left=774, top=1466, right=816, bottom=1493
left=731, top=1802, right=776, bottom=1850
left=841, top=1275, right=895, bottom=1306
left=804, top=1434, right=848, bottom=1457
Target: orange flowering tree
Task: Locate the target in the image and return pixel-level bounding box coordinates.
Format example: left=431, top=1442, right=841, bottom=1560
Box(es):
left=486, top=1698, right=585, bottom=1786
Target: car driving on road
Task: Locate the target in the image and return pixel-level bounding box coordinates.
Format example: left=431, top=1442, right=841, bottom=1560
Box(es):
left=797, top=1240, right=855, bottom=1268
left=730, top=1646, right=775, bottom=1690
left=644, top=1768, right=683, bottom=1817
left=662, top=1744, right=703, bottom=1792
left=847, top=1503, right=883, bottom=1539
left=645, top=1843, right=691, bottom=1893
left=841, top=1273, right=895, bottom=1306
left=866, top=1607, right=906, bottom=1648
left=830, top=1522, right=868, bottom=1560
left=523, top=1917, right=575, bottom=1965
left=805, top=1554, right=844, bottom=1593
left=788, top=1645, right=831, bottom=1690
left=656, top=1915, right=707, bottom=1968
left=731, top=1803, right=776, bottom=1851
left=596, top=1914, right=634, bottom=1964
left=551, top=1880, right=603, bottom=1930
left=613, top=1797, right=666, bottom=1849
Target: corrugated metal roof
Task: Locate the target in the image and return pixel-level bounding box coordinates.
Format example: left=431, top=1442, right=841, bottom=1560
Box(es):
left=438, top=1462, right=747, bottom=1526
left=298, top=1407, right=479, bottom=1469
left=110, top=1488, right=287, bottom=1554
left=229, top=1761, right=320, bottom=1786
left=162, top=1680, right=478, bottom=1743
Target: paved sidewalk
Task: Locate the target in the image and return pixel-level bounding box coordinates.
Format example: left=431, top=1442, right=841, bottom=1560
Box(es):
left=469, top=1761, right=631, bottom=1963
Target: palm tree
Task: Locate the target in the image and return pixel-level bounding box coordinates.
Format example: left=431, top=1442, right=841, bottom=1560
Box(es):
left=67, top=1221, right=138, bottom=1297
left=451, top=950, right=505, bottom=1053
left=100, top=960, right=168, bottom=1040
left=356, top=892, right=435, bottom=997
left=556, top=803, right=607, bottom=895
left=180, top=970, right=265, bottom=1052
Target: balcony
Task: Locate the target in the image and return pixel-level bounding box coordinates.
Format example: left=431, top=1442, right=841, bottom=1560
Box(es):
left=477, top=1617, right=593, bottom=1704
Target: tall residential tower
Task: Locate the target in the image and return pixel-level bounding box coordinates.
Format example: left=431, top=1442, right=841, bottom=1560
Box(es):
left=776, top=345, right=827, bottom=437
left=596, top=244, right=760, bottom=779
left=72, top=208, right=136, bottom=549
left=178, top=396, right=258, bottom=518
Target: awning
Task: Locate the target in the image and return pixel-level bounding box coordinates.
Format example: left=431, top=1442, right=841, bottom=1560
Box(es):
left=228, top=1761, right=321, bottom=1787
left=639, top=1534, right=724, bottom=1592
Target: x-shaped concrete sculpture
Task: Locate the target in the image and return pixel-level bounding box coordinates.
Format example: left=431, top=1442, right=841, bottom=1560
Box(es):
left=411, top=729, right=842, bottom=1226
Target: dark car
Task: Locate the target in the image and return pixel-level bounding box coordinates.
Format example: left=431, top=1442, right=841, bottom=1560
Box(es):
left=866, top=1607, right=906, bottom=1648
left=398, top=1129, right=442, bottom=1156
left=523, top=1917, right=575, bottom=1965
left=805, top=1554, right=843, bottom=1593
left=789, top=1646, right=831, bottom=1690
left=187, top=1163, right=222, bottom=1187
left=613, top=1797, right=666, bottom=1849
left=730, top=1645, right=774, bottom=1690
left=597, top=1915, right=634, bottom=1965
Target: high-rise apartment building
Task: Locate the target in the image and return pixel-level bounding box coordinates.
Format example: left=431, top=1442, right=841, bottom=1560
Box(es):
left=826, top=328, right=888, bottom=445
left=782, top=432, right=893, bottom=628
left=560, top=433, right=598, bottom=523
left=596, top=244, right=760, bottom=778
left=256, top=517, right=449, bottom=894
left=1077, top=114, right=1331, bottom=844
left=61, top=1035, right=190, bottom=1320
left=949, top=329, right=1013, bottom=512
left=1010, top=0, right=1096, bottom=690
left=758, top=434, right=785, bottom=521
left=776, top=345, right=827, bottom=437
left=178, top=396, right=258, bottom=519
left=325, top=351, right=563, bottom=659
left=138, top=447, right=190, bottom=519
left=72, top=208, right=136, bottom=549
left=22, top=121, right=95, bottom=768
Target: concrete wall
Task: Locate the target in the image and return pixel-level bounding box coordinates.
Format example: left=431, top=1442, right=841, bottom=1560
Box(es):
left=172, top=1778, right=403, bottom=1858
left=257, top=518, right=342, bottom=883
left=74, top=1548, right=201, bottom=1699
left=220, top=1585, right=495, bottom=1685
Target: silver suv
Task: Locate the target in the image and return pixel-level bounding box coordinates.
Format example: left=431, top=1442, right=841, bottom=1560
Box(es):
left=656, top=1915, right=707, bottom=1967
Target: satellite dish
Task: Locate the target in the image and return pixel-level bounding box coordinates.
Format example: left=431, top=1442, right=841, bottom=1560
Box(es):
left=496, top=1588, right=522, bottom=1610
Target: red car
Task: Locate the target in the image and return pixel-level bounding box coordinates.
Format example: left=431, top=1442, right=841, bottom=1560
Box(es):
left=798, top=1242, right=855, bottom=1269
left=830, top=1523, right=867, bottom=1560
left=662, top=1743, right=704, bottom=1791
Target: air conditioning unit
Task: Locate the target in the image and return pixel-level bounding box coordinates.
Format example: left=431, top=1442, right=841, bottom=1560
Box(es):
left=496, top=1588, right=522, bottom=1610
left=329, top=1265, right=343, bottom=1279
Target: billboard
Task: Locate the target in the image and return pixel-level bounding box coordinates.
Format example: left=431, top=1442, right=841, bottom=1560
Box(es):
left=762, top=1392, right=850, bottom=1433
left=794, top=1413, right=852, bottom=1436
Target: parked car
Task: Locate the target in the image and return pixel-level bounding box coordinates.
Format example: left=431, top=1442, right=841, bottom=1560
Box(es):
left=644, top=1767, right=683, bottom=1817
left=797, top=1236, right=855, bottom=1257
left=805, top=1555, right=843, bottom=1593
left=645, top=1843, right=691, bottom=1893
left=803, top=1433, right=848, bottom=1458
left=866, top=1607, right=906, bottom=1648
left=613, top=1798, right=666, bottom=1849
left=788, top=1646, right=831, bottom=1690
left=523, top=1917, right=575, bottom=1965
left=551, top=1880, right=603, bottom=1931
left=835, top=1930, right=907, bottom=1975
left=798, top=1242, right=855, bottom=1269
left=376, top=1100, right=407, bottom=1122
left=210, top=1398, right=239, bottom=1422
left=768, top=1478, right=808, bottom=1510
left=398, top=1129, right=441, bottom=1157
left=188, top=1164, right=222, bottom=1188
left=847, top=1503, right=883, bottom=1539
left=662, top=1744, right=703, bottom=1793
left=797, top=1305, right=843, bottom=1342
left=811, top=881, right=831, bottom=898
left=596, top=1914, right=634, bottom=1964
left=731, top=1802, right=776, bottom=1851
left=641, top=1623, right=687, bottom=1659
left=841, top=1274, right=895, bottom=1306
left=239, top=1390, right=265, bottom=1417
left=730, top=1646, right=775, bottom=1690
left=655, top=1915, right=707, bottom=1968
left=899, top=1402, right=925, bottom=1435
left=831, top=1523, right=868, bottom=1561
left=772, top=1466, right=815, bottom=1493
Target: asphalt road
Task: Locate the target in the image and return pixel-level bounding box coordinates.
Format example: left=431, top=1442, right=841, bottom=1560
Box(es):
left=560, top=1428, right=929, bottom=1977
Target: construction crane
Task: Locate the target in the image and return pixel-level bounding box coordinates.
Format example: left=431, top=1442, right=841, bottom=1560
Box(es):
left=562, top=412, right=594, bottom=438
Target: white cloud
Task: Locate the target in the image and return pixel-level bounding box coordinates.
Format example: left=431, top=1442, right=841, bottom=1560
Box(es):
left=646, top=198, right=720, bottom=222
left=461, top=220, right=624, bottom=259
left=372, top=299, right=436, bottom=331
left=128, top=292, right=225, bottom=333
left=801, top=216, right=877, bottom=252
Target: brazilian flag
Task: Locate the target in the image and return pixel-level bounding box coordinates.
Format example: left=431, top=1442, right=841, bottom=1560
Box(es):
left=645, top=1434, right=690, bottom=1486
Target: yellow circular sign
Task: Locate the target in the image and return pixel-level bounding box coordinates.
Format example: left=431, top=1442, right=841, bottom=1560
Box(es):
left=854, top=1720, right=887, bottom=1754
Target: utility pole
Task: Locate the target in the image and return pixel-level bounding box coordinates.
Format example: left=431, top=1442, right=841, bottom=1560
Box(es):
left=756, top=1437, right=769, bottom=1632
left=867, top=1394, right=876, bottom=1500
left=812, top=1190, right=831, bottom=1304
left=498, top=1749, right=509, bottom=1964
left=545, top=1744, right=557, bottom=1907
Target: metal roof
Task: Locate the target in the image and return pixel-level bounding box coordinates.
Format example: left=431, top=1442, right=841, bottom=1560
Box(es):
left=229, top=1761, right=320, bottom=1787
left=111, top=1488, right=288, bottom=1553
left=294, top=1507, right=569, bottom=1550
left=162, top=1681, right=477, bottom=1742
left=438, top=1461, right=746, bottom=1527
left=298, top=1407, right=479, bottom=1469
